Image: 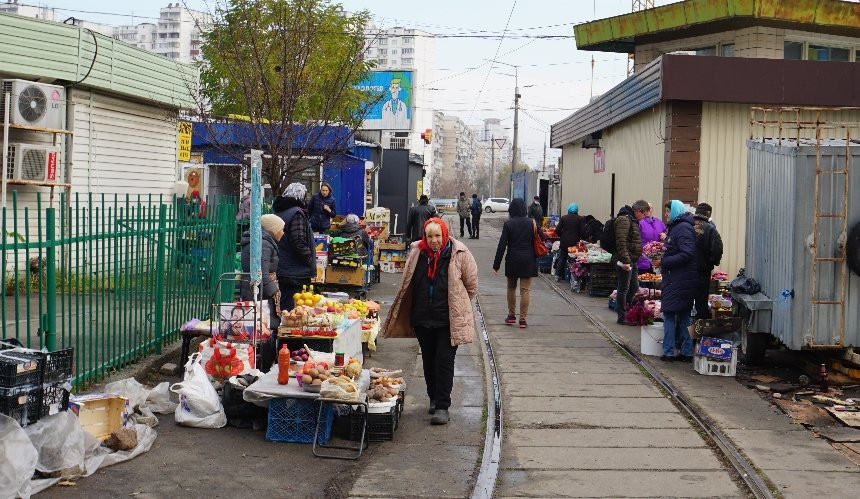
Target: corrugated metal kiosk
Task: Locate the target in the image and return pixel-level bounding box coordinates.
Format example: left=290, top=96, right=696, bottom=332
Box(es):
left=744, top=139, right=860, bottom=357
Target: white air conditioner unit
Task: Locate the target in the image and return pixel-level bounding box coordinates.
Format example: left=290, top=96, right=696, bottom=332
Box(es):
left=5, top=143, right=61, bottom=183
left=0, top=80, right=65, bottom=130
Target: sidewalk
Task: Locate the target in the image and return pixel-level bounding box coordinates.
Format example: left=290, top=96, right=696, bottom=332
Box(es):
left=463, top=227, right=744, bottom=498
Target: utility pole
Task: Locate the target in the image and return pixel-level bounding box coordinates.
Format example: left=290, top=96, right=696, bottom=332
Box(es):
left=490, top=135, right=495, bottom=198
left=512, top=74, right=520, bottom=174
left=542, top=139, right=547, bottom=174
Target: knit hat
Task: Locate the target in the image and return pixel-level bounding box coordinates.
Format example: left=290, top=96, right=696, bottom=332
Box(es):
left=669, top=200, right=687, bottom=223
left=261, top=214, right=285, bottom=235
left=567, top=202, right=579, bottom=214
left=283, top=182, right=307, bottom=201
left=345, top=214, right=360, bottom=224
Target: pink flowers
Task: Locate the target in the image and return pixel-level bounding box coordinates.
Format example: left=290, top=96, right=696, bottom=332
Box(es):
left=643, top=241, right=666, bottom=260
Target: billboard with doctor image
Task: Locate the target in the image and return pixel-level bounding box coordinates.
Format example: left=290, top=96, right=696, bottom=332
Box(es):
left=356, top=70, right=413, bottom=131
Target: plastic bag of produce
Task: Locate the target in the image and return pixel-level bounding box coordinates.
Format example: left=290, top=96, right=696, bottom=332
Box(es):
left=320, top=377, right=359, bottom=402
left=170, top=354, right=226, bottom=428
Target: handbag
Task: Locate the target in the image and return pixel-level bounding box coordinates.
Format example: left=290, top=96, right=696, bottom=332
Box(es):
left=533, top=221, right=548, bottom=257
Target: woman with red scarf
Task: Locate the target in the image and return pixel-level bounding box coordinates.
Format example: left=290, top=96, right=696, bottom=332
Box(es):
left=382, top=218, right=479, bottom=425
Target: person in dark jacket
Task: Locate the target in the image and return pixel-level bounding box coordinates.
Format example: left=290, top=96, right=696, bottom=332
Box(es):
left=613, top=202, right=646, bottom=325
left=582, top=215, right=603, bottom=243
left=307, top=182, right=336, bottom=232
left=240, top=213, right=284, bottom=371
left=528, top=196, right=544, bottom=226
left=692, top=203, right=724, bottom=321
left=652, top=200, right=698, bottom=362
left=469, top=194, right=482, bottom=239
left=274, top=182, right=316, bottom=311
left=406, top=195, right=438, bottom=243
left=493, top=198, right=546, bottom=328
left=456, top=192, right=473, bottom=238
left=555, top=202, right=585, bottom=282
left=335, top=213, right=372, bottom=257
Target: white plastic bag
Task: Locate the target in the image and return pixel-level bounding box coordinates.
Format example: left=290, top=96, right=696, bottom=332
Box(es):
left=145, top=382, right=177, bottom=414
left=170, top=353, right=226, bottom=428
left=0, top=413, right=38, bottom=499
left=24, top=412, right=86, bottom=476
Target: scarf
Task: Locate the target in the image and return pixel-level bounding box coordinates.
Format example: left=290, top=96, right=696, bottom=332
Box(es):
left=669, top=200, right=686, bottom=223
left=417, top=217, right=450, bottom=282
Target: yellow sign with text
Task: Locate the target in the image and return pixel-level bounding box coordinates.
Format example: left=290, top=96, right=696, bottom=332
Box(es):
left=177, top=121, right=192, bottom=161
left=416, top=180, right=423, bottom=200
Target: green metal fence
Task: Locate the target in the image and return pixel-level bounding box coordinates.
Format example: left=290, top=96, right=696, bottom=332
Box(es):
left=1, top=191, right=237, bottom=389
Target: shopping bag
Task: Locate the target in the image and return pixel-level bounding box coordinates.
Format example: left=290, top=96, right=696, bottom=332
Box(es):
left=532, top=221, right=548, bottom=257
left=170, top=353, right=226, bottom=429
left=198, top=338, right=256, bottom=377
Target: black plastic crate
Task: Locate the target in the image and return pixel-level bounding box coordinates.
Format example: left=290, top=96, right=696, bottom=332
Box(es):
left=0, top=350, right=43, bottom=388
left=587, top=286, right=614, bottom=298
left=41, top=382, right=70, bottom=418
left=350, top=405, right=397, bottom=442
left=0, top=385, right=42, bottom=426
left=42, top=348, right=74, bottom=384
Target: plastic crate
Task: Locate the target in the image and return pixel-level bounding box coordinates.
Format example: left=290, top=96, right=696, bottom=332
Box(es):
left=693, top=349, right=738, bottom=377
left=266, top=398, right=334, bottom=444
left=350, top=405, right=397, bottom=442
left=587, top=286, right=614, bottom=297
left=41, top=382, right=70, bottom=417
left=42, top=348, right=74, bottom=385
left=0, top=385, right=42, bottom=426
left=0, top=350, right=43, bottom=388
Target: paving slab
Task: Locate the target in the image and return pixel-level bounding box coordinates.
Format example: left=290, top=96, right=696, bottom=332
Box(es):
left=493, top=337, right=618, bottom=348
left=505, top=428, right=706, bottom=448
left=763, top=470, right=860, bottom=497
left=729, top=429, right=860, bottom=472
left=505, top=410, right=693, bottom=429
left=499, top=361, right=643, bottom=374
left=503, top=382, right=663, bottom=398
left=501, top=446, right=725, bottom=470
left=508, top=395, right=677, bottom=413
left=497, top=470, right=743, bottom=497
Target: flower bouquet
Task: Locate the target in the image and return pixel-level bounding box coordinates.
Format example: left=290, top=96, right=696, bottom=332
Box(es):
left=643, top=241, right=666, bottom=260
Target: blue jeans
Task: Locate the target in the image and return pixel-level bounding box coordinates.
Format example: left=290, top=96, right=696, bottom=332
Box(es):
left=663, top=310, right=693, bottom=357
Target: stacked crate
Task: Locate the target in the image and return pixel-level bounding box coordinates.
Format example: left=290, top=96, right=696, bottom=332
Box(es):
left=0, top=339, right=73, bottom=427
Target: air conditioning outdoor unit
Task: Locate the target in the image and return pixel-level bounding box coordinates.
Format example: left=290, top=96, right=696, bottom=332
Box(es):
left=0, top=79, right=65, bottom=130
left=5, top=143, right=61, bottom=183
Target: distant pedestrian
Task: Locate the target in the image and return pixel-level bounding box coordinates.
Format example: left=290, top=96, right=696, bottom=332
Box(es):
left=308, top=182, right=336, bottom=232
left=637, top=202, right=667, bottom=274
left=406, top=194, right=438, bottom=244
left=555, top=202, right=585, bottom=281
left=692, top=203, right=723, bottom=321
left=469, top=194, right=482, bottom=239
left=492, top=198, right=546, bottom=328
left=456, top=191, right=473, bottom=238
left=652, top=200, right=698, bottom=362
left=273, top=183, right=315, bottom=311
left=528, top=196, right=544, bottom=226
left=382, top=217, right=479, bottom=425
left=612, top=201, right=646, bottom=325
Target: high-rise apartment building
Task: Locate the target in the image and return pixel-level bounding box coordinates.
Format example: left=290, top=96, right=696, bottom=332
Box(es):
left=152, top=3, right=211, bottom=63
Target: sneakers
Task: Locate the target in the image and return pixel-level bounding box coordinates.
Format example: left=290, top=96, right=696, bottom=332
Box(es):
left=505, top=315, right=516, bottom=324
left=518, top=319, right=527, bottom=329
left=677, top=355, right=693, bottom=363
left=659, top=355, right=674, bottom=362
left=430, top=409, right=450, bottom=425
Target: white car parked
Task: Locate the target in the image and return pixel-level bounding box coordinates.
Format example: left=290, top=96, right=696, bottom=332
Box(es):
left=482, top=197, right=510, bottom=213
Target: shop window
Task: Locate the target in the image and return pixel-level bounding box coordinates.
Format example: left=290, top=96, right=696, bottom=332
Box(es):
left=857, top=50, right=860, bottom=62
left=784, top=41, right=803, bottom=60
left=808, top=45, right=850, bottom=62
left=720, top=43, right=735, bottom=57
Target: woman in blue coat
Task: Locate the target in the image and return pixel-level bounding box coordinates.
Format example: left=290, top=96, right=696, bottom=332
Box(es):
left=652, top=200, right=697, bottom=362
left=308, top=182, right=336, bottom=232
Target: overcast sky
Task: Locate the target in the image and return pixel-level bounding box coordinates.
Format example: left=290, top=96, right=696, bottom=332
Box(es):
left=35, top=0, right=685, bottom=167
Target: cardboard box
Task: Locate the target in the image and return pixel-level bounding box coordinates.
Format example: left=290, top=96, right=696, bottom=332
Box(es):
left=313, top=255, right=327, bottom=284
left=68, top=394, right=130, bottom=440
left=365, top=207, right=390, bottom=223
left=314, top=234, right=330, bottom=255
left=377, top=242, right=407, bottom=251
left=325, top=266, right=364, bottom=286
left=696, top=336, right=733, bottom=361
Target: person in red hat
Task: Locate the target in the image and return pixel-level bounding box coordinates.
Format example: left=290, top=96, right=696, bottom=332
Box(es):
left=382, top=217, right=479, bottom=425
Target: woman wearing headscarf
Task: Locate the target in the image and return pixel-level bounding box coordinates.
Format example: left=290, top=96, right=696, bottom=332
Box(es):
left=334, top=214, right=372, bottom=257
left=308, top=182, right=337, bottom=232
left=652, top=200, right=697, bottom=362
left=637, top=201, right=667, bottom=274
left=554, top=202, right=585, bottom=282
left=273, top=183, right=315, bottom=311
left=492, top=198, right=546, bottom=328
left=382, top=218, right=478, bottom=425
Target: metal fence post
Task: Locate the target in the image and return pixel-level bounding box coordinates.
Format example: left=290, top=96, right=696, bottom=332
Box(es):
left=45, top=208, right=57, bottom=351
left=153, top=204, right=167, bottom=354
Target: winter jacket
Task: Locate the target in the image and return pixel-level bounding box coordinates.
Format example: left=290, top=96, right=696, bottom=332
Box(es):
left=693, top=214, right=724, bottom=275
left=308, top=192, right=336, bottom=232
left=236, top=195, right=251, bottom=221
left=583, top=217, right=603, bottom=243
left=493, top=199, right=546, bottom=278
left=528, top=202, right=544, bottom=225
left=456, top=198, right=471, bottom=218
left=637, top=216, right=667, bottom=271
left=335, top=222, right=372, bottom=257
left=239, top=230, right=279, bottom=300
left=660, top=212, right=698, bottom=313
left=382, top=238, right=479, bottom=346
left=469, top=198, right=482, bottom=216
left=410, top=245, right=452, bottom=328
left=556, top=213, right=585, bottom=251
left=406, top=202, right=438, bottom=242
left=274, top=198, right=315, bottom=279
left=612, top=206, right=642, bottom=265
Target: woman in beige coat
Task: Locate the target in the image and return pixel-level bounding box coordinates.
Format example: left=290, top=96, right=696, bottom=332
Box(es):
left=382, top=217, right=478, bottom=425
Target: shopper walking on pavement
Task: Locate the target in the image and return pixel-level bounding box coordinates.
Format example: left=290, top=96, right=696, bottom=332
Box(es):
left=308, top=182, right=336, bottom=232
left=456, top=191, right=473, bottom=238
left=493, top=198, right=546, bottom=328
left=469, top=193, right=482, bottom=239
left=273, top=183, right=316, bottom=311
left=382, top=217, right=479, bottom=425
left=555, top=202, right=585, bottom=282
left=406, top=194, right=438, bottom=245
left=652, top=200, right=698, bottom=362
left=692, top=202, right=723, bottom=321
left=528, top=196, right=544, bottom=226
left=611, top=201, right=646, bottom=325
left=637, top=202, right=667, bottom=274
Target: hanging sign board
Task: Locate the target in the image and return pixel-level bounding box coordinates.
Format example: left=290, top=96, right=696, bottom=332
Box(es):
left=177, top=121, right=192, bottom=161
left=593, top=148, right=605, bottom=174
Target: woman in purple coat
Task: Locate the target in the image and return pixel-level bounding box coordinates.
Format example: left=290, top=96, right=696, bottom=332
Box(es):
left=637, top=201, right=666, bottom=273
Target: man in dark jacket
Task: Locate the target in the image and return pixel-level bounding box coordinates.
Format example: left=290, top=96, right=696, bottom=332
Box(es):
left=456, top=192, right=473, bottom=238
left=469, top=194, right=482, bottom=239
left=274, top=182, right=316, bottom=311
left=335, top=213, right=372, bottom=257
left=406, top=195, right=437, bottom=244
left=582, top=215, right=603, bottom=243
left=613, top=202, right=646, bottom=325
left=693, top=203, right=724, bottom=321
left=555, top=202, right=585, bottom=281
left=654, top=200, right=698, bottom=362
left=528, top=196, right=544, bottom=226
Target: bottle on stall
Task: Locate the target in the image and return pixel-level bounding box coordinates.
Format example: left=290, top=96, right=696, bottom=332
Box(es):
left=277, top=344, right=291, bottom=385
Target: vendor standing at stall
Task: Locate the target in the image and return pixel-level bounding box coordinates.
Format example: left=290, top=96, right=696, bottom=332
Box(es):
left=555, top=202, right=584, bottom=282
left=274, top=183, right=316, bottom=311
left=335, top=213, right=372, bottom=257
left=382, top=218, right=478, bottom=425
left=637, top=201, right=667, bottom=274
left=308, top=182, right=336, bottom=232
